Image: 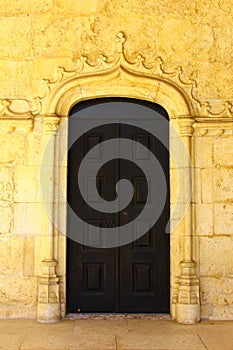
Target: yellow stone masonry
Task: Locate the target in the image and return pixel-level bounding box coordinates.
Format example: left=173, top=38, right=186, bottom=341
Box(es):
left=0, top=0, right=232, bottom=323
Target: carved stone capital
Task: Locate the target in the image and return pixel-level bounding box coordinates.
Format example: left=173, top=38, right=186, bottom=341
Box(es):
left=43, top=115, right=60, bottom=135
left=178, top=118, right=194, bottom=136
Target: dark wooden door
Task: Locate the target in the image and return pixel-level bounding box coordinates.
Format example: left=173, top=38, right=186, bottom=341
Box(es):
left=67, top=99, right=170, bottom=313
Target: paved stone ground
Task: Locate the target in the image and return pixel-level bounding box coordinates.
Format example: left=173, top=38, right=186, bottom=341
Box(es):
left=0, top=318, right=232, bottom=350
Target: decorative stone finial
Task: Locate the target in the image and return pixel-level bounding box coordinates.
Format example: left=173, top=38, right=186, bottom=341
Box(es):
left=116, top=32, right=126, bottom=54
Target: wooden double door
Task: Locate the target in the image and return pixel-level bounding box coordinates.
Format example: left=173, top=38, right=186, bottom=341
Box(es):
left=67, top=99, right=170, bottom=313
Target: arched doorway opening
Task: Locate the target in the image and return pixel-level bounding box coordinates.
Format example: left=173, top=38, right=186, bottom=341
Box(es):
left=66, top=98, right=170, bottom=313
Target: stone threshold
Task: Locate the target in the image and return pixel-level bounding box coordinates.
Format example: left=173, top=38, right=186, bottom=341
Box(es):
left=65, top=313, right=173, bottom=320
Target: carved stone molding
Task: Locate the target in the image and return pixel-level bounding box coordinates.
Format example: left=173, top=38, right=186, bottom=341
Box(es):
left=34, top=32, right=233, bottom=122
left=0, top=99, right=39, bottom=133
left=38, top=32, right=194, bottom=116
left=0, top=98, right=41, bottom=117
left=193, top=121, right=233, bottom=136
left=196, top=101, right=233, bottom=120
left=0, top=33, right=232, bottom=123
left=0, top=119, right=33, bottom=133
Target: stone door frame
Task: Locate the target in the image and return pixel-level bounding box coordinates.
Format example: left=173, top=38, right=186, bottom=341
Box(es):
left=37, top=33, right=202, bottom=324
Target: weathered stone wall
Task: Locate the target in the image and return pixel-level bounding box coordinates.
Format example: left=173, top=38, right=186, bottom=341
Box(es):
left=0, top=0, right=232, bottom=320
left=0, top=0, right=232, bottom=102
left=195, top=134, right=233, bottom=319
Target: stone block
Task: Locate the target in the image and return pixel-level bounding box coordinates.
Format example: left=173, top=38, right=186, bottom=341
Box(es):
left=24, top=124, right=44, bottom=167
left=54, top=0, right=101, bottom=15
left=214, top=203, right=233, bottom=235
left=210, top=305, right=233, bottom=320
left=0, top=236, right=23, bottom=275
left=39, top=165, right=55, bottom=203
left=213, top=168, right=233, bottom=202
left=195, top=204, right=213, bottom=235
left=23, top=237, right=35, bottom=276
left=201, top=168, right=213, bottom=203
left=196, top=61, right=233, bottom=100
left=159, top=17, right=214, bottom=58
left=194, top=168, right=201, bottom=203
left=0, top=134, right=26, bottom=164
left=14, top=165, right=41, bottom=203
left=32, top=16, right=83, bottom=57
left=200, top=236, right=233, bottom=276
left=0, top=162, right=14, bottom=205
left=194, top=137, right=213, bottom=168
left=0, top=60, right=32, bottom=98
left=0, top=0, right=53, bottom=16
left=0, top=16, right=31, bottom=59
left=0, top=207, right=13, bottom=234
left=14, top=203, right=52, bottom=235
left=214, top=137, right=233, bottom=167
left=200, top=277, right=233, bottom=307
left=0, top=275, right=37, bottom=305
left=0, top=304, right=37, bottom=319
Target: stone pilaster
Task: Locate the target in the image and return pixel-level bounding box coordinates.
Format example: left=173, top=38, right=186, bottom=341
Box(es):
left=176, top=118, right=200, bottom=324
left=37, top=115, right=61, bottom=323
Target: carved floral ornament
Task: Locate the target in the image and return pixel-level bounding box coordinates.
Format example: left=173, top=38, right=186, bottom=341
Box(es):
left=0, top=32, right=232, bottom=133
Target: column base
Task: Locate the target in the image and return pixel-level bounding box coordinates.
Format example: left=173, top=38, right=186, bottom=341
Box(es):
left=37, top=259, right=61, bottom=323
left=176, top=303, right=200, bottom=324
left=175, top=260, right=200, bottom=324
left=37, top=302, right=61, bottom=323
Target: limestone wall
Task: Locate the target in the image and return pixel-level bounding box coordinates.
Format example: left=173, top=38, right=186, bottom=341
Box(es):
left=0, top=0, right=232, bottom=320
left=195, top=134, right=233, bottom=319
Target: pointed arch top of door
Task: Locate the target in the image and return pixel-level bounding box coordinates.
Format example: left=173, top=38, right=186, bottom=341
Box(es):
left=41, top=33, right=194, bottom=119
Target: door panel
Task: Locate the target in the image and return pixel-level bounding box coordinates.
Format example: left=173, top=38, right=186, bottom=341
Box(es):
left=67, top=99, right=170, bottom=314
left=118, top=123, right=169, bottom=313
left=67, top=124, right=118, bottom=312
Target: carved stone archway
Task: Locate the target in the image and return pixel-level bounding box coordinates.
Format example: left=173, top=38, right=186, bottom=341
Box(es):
left=36, top=33, right=204, bottom=324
